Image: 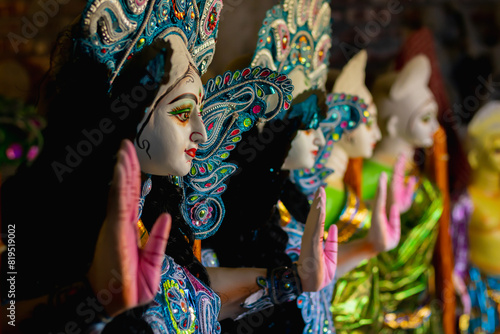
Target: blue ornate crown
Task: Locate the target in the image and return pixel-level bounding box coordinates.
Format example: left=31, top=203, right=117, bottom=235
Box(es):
left=251, top=0, right=332, bottom=90
left=291, top=93, right=370, bottom=199
left=79, top=0, right=222, bottom=84
left=278, top=89, right=328, bottom=130
left=180, top=67, right=293, bottom=239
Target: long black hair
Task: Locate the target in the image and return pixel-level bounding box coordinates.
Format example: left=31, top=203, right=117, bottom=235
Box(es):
left=141, top=175, right=210, bottom=284
left=1, top=22, right=144, bottom=299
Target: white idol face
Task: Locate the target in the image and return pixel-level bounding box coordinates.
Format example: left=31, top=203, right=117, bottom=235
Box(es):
left=135, top=42, right=208, bottom=176
left=282, top=128, right=326, bottom=170
left=340, top=101, right=382, bottom=158
left=406, top=97, right=439, bottom=148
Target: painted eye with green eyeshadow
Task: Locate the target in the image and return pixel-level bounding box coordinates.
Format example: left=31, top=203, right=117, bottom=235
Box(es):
left=169, top=103, right=193, bottom=122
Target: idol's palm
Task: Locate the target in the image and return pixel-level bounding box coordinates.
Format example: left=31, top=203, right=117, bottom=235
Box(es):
left=298, top=187, right=338, bottom=291
left=368, top=171, right=401, bottom=253
left=88, top=140, right=171, bottom=317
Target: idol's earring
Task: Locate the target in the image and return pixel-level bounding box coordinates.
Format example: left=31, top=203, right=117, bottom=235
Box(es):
left=137, top=174, right=152, bottom=221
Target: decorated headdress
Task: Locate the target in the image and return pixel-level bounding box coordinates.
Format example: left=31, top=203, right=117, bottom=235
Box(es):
left=79, top=0, right=222, bottom=84
left=179, top=67, right=293, bottom=239
left=251, top=0, right=332, bottom=91
left=290, top=93, right=369, bottom=198
left=290, top=50, right=371, bottom=198
left=324, top=50, right=371, bottom=137
left=248, top=0, right=332, bottom=134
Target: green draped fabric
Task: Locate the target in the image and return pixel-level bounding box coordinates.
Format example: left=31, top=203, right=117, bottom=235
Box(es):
left=331, top=160, right=444, bottom=333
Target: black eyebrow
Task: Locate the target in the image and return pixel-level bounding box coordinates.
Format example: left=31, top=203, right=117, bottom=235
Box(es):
left=169, top=93, right=198, bottom=105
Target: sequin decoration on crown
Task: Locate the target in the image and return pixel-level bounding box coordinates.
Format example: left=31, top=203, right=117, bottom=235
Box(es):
left=251, top=0, right=332, bottom=90
left=79, top=0, right=222, bottom=83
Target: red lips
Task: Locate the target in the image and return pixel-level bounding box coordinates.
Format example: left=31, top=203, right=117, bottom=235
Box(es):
left=185, top=148, right=197, bottom=158
left=312, top=150, right=319, bottom=156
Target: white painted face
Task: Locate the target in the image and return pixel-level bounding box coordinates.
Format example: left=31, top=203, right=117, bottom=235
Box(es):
left=406, top=98, right=439, bottom=148
left=282, top=128, right=326, bottom=170
left=135, top=39, right=208, bottom=176
left=339, top=102, right=382, bottom=158
left=331, top=49, right=381, bottom=158
left=375, top=55, right=439, bottom=149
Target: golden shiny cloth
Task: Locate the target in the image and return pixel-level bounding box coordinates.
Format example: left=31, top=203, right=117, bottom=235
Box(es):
left=137, top=219, right=149, bottom=249
left=324, top=185, right=371, bottom=243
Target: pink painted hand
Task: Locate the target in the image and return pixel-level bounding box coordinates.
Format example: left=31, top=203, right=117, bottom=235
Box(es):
left=88, top=140, right=171, bottom=317
left=368, top=172, right=401, bottom=253
left=321, top=224, right=338, bottom=289
left=389, top=154, right=417, bottom=213
left=298, top=187, right=338, bottom=291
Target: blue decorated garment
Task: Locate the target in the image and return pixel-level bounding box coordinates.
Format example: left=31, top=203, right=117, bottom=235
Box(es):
left=143, top=255, right=221, bottom=334
left=467, top=265, right=500, bottom=333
